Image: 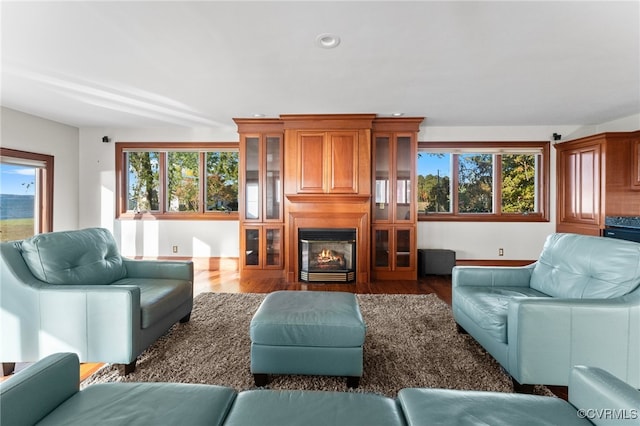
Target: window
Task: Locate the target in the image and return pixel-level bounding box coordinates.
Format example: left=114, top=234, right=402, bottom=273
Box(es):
left=417, top=141, right=549, bottom=222
left=116, top=142, right=239, bottom=220
left=0, top=148, right=54, bottom=240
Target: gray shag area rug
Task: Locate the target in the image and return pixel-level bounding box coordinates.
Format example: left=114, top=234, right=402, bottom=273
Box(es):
left=82, top=292, right=552, bottom=398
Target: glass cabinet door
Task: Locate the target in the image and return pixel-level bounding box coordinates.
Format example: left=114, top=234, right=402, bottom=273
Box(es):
left=265, top=227, right=282, bottom=267
left=395, top=228, right=412, bottom=268
left=396, top=136, right=412, bottom=222
left=374, top=228, right=390, bottom=268
left=244, top=137, right=260, bottom=220
left=374, top=136, right=390, bottom=221
left=265, top=136, right=282, bottom=221
left=244, top=228, right=260, bottom=266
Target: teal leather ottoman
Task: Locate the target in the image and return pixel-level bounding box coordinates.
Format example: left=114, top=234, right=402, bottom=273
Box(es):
left=249, top=291, right=366, bottom=388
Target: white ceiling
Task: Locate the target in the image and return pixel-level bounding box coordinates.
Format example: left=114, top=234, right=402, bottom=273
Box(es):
left=2, top=1, right=639, bottom=130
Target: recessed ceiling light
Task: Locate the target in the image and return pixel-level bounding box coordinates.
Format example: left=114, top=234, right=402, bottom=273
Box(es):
left=391, top=112, right=404, bottom=117
left=316, top=33, right=341, bottom=49
left=252, top=113, right=265, bottom=118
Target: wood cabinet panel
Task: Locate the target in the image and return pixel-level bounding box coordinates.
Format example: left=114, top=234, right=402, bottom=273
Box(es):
left=298, top=133, right=325, bottom=193
left=558, top=142, right=600, bottom=226
left=329, top=132, right=358, bottom=193
left=578, top=147, right=599, bottom=222
left=633, top=138, right=640, bottom=190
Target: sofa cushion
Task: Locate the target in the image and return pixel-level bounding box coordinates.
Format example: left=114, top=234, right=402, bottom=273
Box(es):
left=20, top=228, right=127, bottom=285
left=398, top=388, right=591, bottom=426
left=454, top=286, right=548, bottom=343
left=530, top=233, right=640, bottom=299
left=224, top=390, right=405, bottom=426
left=36, top=382, right=236, bottom=426
left=112, top=278, right=192, bottom=328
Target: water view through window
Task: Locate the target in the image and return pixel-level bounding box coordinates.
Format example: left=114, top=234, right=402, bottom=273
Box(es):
left=0, top=163, right=37, bottom=241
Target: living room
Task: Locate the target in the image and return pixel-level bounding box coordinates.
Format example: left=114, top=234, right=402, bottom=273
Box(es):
left=1, top=1, right=639, bottom=425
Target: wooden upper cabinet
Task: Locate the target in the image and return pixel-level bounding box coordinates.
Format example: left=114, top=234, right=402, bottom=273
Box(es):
left=298, top=132, right=359, bottom=194
left=557, top=142, right=601, bottom=226
left=555, top=131, right=640, bottom=236
left=283, top=114, right=375, bottom=197
left=633, top=137, right=640, bottom=190
left=297, top=131, right=358, bottom=194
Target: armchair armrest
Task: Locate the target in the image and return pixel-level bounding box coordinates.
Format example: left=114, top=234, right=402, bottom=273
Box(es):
left=0, top=353, right=80, bottom=426
left=452, top=264, right=535, bottom=288
left=507, top=297, right=640, bottom=386
left=38, top=285, right=142, bottom=362
left=123, top=258, right=193, bottom=281
left=569, top=366, right=640, bottom=426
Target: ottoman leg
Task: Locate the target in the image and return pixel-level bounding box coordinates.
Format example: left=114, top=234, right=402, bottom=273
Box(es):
left=254, top=373, right=269, bottom=387
left=346, top=376, right=360, bottom=389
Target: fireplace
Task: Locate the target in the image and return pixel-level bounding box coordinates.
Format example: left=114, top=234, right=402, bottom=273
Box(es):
left=299, top=228, right=356, bottom=282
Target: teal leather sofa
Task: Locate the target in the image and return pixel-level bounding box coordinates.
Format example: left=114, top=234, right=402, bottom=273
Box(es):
left=452, top=232, right=640, bottom=388
left=2, top=353, right=639, bottom=425
left=1, top=228, right=193, bottom=375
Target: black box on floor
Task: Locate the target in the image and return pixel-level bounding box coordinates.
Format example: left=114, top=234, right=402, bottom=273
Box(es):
left=418, top=249, right=456, bottom=276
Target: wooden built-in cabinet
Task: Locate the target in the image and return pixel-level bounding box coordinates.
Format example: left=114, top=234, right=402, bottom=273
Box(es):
left=371, top=118, right=423, bottom=280
left=235, top=114, right=424, bottom=282
left=234, top=118, right=285, bottom=277
left=555, top=130, right=640, bottom=236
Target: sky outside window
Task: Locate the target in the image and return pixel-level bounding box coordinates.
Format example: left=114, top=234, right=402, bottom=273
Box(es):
left=1, top=163, right=36, bottom=195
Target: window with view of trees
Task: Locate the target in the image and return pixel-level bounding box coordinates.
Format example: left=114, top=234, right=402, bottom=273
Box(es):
left=117, top=142, right=238, bottom=219
left=417, top=141, right=549, bottom=222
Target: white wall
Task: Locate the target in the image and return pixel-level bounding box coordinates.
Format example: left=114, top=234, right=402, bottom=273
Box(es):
left=77, top=126, right=239, bottom=258
left=1, top=107, right=79, bottom=231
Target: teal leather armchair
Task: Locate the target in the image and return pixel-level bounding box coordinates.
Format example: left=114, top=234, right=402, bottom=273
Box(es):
left=452, top=233, right=640, bottom=388
left=1, top=228, right=193, bottom=375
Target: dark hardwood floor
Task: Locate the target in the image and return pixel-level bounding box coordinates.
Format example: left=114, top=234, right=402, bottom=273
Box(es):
left=194, top=269, right=452, bottom=302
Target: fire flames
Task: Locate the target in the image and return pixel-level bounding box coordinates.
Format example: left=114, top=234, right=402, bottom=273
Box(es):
left=314, top=248, right=345, bottom=268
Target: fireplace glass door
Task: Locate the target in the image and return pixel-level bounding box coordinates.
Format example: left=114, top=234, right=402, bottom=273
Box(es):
left=299, top=228, right=356, bottom=282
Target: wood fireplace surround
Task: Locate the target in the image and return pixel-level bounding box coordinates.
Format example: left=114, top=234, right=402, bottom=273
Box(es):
left=235, top=114, right=424, bottom=283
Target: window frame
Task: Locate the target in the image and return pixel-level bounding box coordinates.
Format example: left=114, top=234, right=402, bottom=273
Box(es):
left=116, top=142, right=239, bottom=220
left=0, top=147, right=54, bottom=235
left=417, top=141, right=550, bottom=222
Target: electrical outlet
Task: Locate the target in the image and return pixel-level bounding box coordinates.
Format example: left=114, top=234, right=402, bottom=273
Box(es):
left=498, top=248, right=504, bottom=256
left=172, top=245, right=178, bottom=253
